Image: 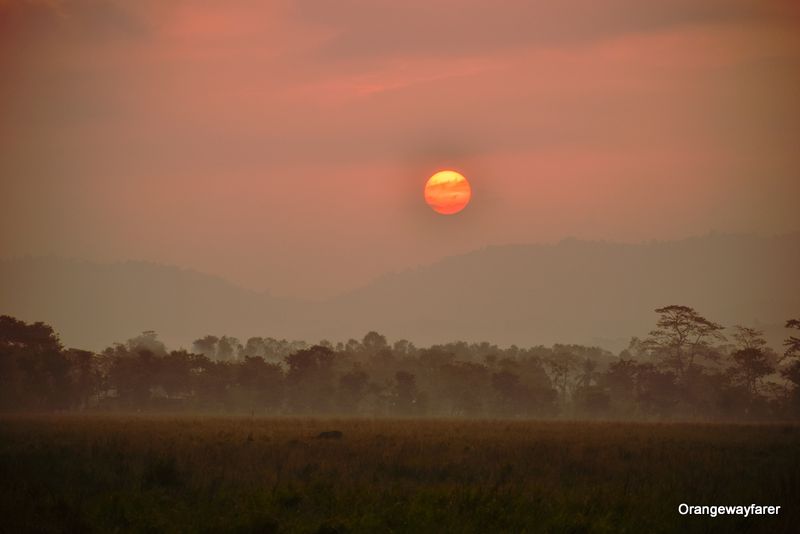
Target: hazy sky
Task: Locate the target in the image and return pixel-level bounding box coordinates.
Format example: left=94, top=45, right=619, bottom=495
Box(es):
left=2, top=0, right=799, bottom=298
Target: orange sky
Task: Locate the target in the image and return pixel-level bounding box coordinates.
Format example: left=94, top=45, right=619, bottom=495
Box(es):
left=1, top=0, right=799, bottom=298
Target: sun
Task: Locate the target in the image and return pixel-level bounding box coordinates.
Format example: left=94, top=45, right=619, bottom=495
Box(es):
left=424, top=170, right=472, bottom=215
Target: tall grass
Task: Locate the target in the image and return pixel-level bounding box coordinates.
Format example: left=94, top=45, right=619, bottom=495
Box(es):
left=1, top=416, right=797, bottom=533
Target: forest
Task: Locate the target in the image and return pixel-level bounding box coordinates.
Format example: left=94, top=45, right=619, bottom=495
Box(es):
left=2, top=306, right=799, bottom=420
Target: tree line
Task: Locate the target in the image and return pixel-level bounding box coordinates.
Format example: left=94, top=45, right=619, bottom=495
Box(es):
left=1, top=305, right=799, bottom=420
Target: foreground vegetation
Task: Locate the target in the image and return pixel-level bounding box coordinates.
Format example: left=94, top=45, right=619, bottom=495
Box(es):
left=1, top=416, right=798, bottom=533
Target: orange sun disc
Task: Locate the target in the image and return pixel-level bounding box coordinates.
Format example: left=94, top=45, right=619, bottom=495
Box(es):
left=424, top=170, right=471, bottom=215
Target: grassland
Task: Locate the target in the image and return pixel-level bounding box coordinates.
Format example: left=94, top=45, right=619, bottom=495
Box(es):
left=0, top=416, right=798, bottom=533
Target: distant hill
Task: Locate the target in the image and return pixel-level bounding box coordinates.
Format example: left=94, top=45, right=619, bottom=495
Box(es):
left=0, top=257, right=304, bottom=351
left=319, top=233, right=800, bottom=351
left=1, top=234, right=798, bottom=352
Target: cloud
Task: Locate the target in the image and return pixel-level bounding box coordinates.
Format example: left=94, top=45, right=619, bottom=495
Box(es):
left=0, top=0, right=150, bottom=46
left=292, top=0, right=793, bottom=61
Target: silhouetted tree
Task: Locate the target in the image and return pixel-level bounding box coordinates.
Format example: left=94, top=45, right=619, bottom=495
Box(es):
left=217, top=336, right=241, bottom=362
left=285, top=345, right=336, bottom=413
left=242, top=337, right=267, bottom=358
left=344, top=338, right=361, bottom=353
left=192, top=335, right=219, bottom=359
left=600, top=359, right=638, bottom=416
left=436, top=361, right=489, bottom=416
left=362, top=331, right=388, bottom=355
left=393, top=371, right=419, bottom=415
left=494, top=369, right=555, bottom=417
left=0, top=315, right=70, bottom=409
left=728, top=326, right=774, bottom=399
left=236, top=356, right=283, bottom=412
left=127, top=330, right=167, bottom=357
left=491, top=371, right=523, bottom=416
left=6, top=312, right=800, bottom=420
left=573, top=384, right=610, bottom=417
left=545, top=350, right=581, bottom=404
left=576, top=358, right=598, bottom=388
left=107, top=348, right=158, bottom=408
left=784, top=319, right=800, bottom=358
left=781, top=319, right=800, bottom=417
left=644, top=305, right=725, bottom=382
left=392, top=339, right=416, bottom=357
left=634, top=363, right=679, bottom=417
left=155, top=350, right=195, bottom=399
left=732, top=326, right=768, bottom=351
left=419, top=347, right=455, bottom=369
left=64, top=349, right=100, bottom=409
left=337, top=368, right=369, bottom=413
left=193, top=358, right=235, bottom=410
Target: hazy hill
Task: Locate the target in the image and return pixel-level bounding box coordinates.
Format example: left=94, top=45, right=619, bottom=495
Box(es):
left=1, top=234, right=798, bottom=352
left=0, top=257, right=303, bottom=351
left=320, top=233, right=800, bottom=351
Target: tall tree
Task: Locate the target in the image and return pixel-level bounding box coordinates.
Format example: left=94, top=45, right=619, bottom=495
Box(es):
left=242, top=337, right=267, bottom=358
left=437, top=361, right=489, bottom=416
left=64, top=349, right=100, bottom=409
left=362, top=331, right=389, bottom=355
left=237, top=356, right=283, bottom=412
left=217, top=336, right=241, bottom=362
left=780, top=319, right=800, bottom=417
left=644, top=305, right=725, bottom=381
left=732, top=326, right=768, bottom=351
left=392, top=371, right=419, bottom=415
left=601, top=358, right=638, bottom=414
left=728, top=326, right=773, bottom=399
left=784, top=319, right=800, bottom=358
left=337, top=368, right=369, bottom=413
left=0, top=315, right=69, bottom=409
left=192, top=335, right=219, bottom=359
left=545, top=350, right=581, bottom=403
left=107, top=348, right=159, bottom=407
left=127, top=331, right=167, bottom=357
left=284, top=345, right=336, bottom=413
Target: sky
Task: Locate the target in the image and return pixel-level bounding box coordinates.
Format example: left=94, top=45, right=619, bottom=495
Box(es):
left=1, top=0, right=799, bottom=299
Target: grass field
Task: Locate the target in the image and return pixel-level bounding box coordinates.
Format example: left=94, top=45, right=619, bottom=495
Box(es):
left=0, top=416, right=798, bottom=533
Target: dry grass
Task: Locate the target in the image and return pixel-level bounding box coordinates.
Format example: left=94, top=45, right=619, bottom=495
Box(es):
left=1, top=415, right=798, bottom=533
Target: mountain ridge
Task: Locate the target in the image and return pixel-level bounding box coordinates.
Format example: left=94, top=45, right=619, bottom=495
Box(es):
left=2, top=233, right=798, bottom=352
